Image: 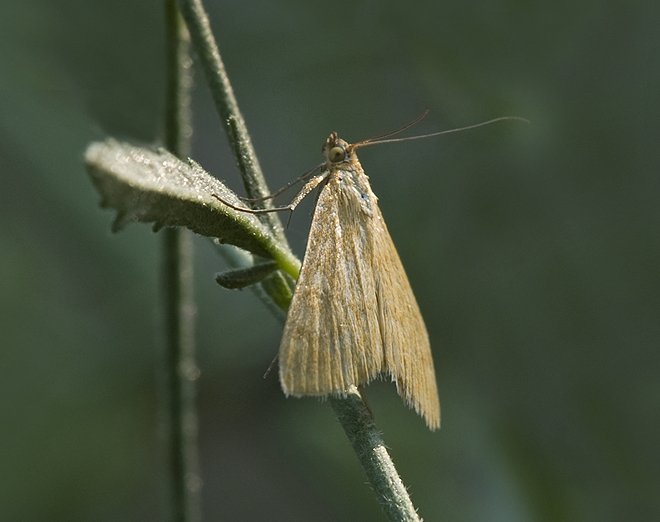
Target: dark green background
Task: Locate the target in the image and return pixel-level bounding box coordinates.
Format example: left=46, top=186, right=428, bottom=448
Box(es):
left=2, top=1, right=658, bottom=521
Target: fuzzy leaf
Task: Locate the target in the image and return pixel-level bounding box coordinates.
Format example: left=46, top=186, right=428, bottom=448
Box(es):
left=85, top=139, right=283, bottom=259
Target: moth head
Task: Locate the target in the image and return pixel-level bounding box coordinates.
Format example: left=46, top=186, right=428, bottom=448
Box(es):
left=323, top=133, right=355, bottom=167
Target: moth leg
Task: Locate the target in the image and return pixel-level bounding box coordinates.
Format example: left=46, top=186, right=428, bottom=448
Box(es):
left=211, top=172, right=328, bottom=215
left=240, top=163, right=322, bottom=204
left=356, top=385, right=376, bottom=422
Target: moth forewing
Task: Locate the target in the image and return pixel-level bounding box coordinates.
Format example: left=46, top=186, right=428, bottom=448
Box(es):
left=371, top=204, right=440, bottom=429
left=279, top=168, right=384, bottom=394
left=279, top=133, right=440, bottom=430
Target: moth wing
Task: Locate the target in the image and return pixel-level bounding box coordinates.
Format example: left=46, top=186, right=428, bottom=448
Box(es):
left=279, top=177, right=385, bottom=397
left=370, top=204, right=440, bottom=430
left=279, top=169, right=440, bottom=430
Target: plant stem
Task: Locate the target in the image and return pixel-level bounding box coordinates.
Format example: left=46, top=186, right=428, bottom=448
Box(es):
left=176, top=0, right=298, bottom=317
left=163, top=3, right=200, bottom=522
left=173, top=2, right=424, bottom=521
left=163, top=228, right=200, bottom=522
left=330, top=389, right=422, bottom=522
left=176, top=0, right=288, bottom=245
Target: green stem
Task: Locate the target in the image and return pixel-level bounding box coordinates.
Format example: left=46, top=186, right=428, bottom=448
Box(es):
left=163, top=228, right=200, bottom=522
left=176, top=0, right=288, bottom=246
left=173, top=3, right=423, bottom=521
left=176, top=0, right=298, bottom=315
left=330, top=389, right=422, bottom=522
left=163, top=3, right=200, bottom=522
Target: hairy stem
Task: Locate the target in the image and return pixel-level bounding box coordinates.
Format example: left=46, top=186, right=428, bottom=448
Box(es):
left=330, top=389, right=422, bottom=522
left=172, top=2, right=424, bottom=521
left=176, top=0, right=288, bottom=245
left=163, top=3, right=200, bottom=522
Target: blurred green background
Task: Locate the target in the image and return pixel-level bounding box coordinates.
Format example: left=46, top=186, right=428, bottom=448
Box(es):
left=2, top=0, right=659, bottom=521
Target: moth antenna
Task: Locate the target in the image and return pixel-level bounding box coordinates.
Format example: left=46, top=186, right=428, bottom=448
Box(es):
left=353, top=110, right=430, bottom=147
left=356, top=116, right=529, bottom=149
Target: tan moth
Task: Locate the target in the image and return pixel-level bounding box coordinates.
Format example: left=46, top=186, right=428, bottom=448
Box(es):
left=215, top=116, right=525, bottom=430
left=277, top=132, right=440, bottom=430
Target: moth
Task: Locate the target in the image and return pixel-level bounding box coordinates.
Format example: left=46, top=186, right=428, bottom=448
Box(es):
left=216, top=116, right=524, bottom=430
left=277, top=132, right=440, bottom=430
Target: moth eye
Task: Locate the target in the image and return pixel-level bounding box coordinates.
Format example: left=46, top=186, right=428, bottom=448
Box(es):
left=329, top=146, right=346, bottom=163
